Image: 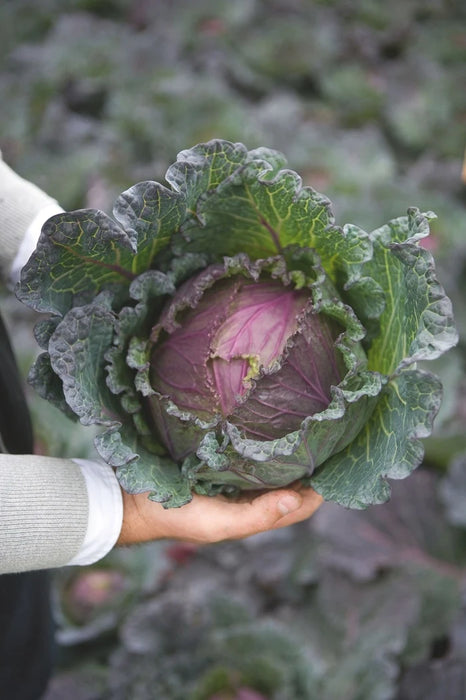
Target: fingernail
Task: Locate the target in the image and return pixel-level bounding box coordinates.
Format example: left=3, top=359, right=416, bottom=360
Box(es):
left=277, top=493, right=301, bottom=516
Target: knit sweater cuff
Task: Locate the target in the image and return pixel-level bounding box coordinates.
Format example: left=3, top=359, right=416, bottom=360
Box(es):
left=0, top=454, right=89, bottom=573
left=0, top=157, right=59, bottom=281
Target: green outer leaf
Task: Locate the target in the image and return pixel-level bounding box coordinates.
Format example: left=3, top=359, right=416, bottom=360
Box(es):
left=373, top=206, right=433, bottom=246
left=365, top=209, right=458, bottom=375
left=187, top=430, right=311, bottom=491
left=113, top=180, right=186, bottom=275
left=246, top=145, right=290, bottom=177
left=105, top=270, right=175, bottom=397
left=28, top=352, right=77, bottom=421
left=17, top=210, right=135, bottom=316
left=310, top=368, right=443, bottom=508
left=179, top=163, right=364, bottom=271
left=165, top=140, right=290, bottom=213
left=17, top=183, right=185, bottom=317
left=96, top=425, right=192, bottom=507
left=168, top=141, right=373, bottom=292
left=128, top=337, right=153, bottom=395
left=48, top=295, right=121, bottom=426
left=166, top=140, right=250, bottom=211
left=33, top=317, right=60, bottom=350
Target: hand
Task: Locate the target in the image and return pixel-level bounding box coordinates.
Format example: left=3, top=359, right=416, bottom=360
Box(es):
left=117, top=483, right=323, bottom=545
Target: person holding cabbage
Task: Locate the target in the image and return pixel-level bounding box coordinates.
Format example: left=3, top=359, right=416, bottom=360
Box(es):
left=0, top=152, right=321, bottom=699
left=0, top=137, right=456, bottom=699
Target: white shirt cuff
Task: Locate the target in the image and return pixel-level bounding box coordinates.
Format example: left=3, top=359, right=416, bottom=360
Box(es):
left=67, top=459, right=123, bottom=566
left=10, top=202, right=64, bottom=284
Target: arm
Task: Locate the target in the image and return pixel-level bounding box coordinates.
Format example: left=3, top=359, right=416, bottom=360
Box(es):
left=0, top=454, right=89, bottom=573
left=0, top=153, right=97, bottom=574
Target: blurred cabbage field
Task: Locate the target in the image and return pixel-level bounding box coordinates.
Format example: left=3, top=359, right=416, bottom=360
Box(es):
left=1, top=1, right=465, bottom=698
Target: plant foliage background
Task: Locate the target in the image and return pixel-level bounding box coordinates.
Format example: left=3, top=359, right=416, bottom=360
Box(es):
left=1, top=1, right=465, bottom=698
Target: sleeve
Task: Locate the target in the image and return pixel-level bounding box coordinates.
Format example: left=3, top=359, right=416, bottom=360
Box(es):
left=0, top=154, right=124, bottom=573
left=67, top=459, right=124, bottom=567
left=0, top=454, right=90, bottom=573
left=0, top=455, right=124, bottom=574
left=0, top=154, right=61, bottom=283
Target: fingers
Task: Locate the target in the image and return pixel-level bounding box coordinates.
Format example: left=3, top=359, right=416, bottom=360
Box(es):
left=271, top=486, right=324, bottom=529
left=224, top=487, right=324, bottom=540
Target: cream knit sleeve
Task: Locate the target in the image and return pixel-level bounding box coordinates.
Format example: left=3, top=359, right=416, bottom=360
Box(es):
left=0, top=153, right=123, bottom=574
left=0, top=454, right=89, bottom=573
left=0, top=154, right=60, bottom=280
left=0, top=154, right=89, bottom=573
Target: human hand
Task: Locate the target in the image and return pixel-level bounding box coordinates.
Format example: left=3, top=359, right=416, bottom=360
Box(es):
left=117, top=484, right=323, bottom=546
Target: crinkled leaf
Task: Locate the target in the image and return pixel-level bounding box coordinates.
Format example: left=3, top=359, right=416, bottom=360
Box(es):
left=48, top=295, right=121, bottom=426
left=96, top=426, right=191, bottom=507
left=17, top=210, right=136, bottom=316
left=166, top=139, right=252, bottom=211
left=166, top=141, right=288, bottom=212
left=179, top=380, right=380, bottom=496
left=118, top=450, right=190, bottom=508
left=105, top=270, right=174, bottom=397
left=17, top=183, right=185, bottom=317
left=33, top=317, right=60, bottom=350
left=188, top=429, right=311, bottom=491
left=28, top=352, right=77, bottom=421
left=311, top=369, right=443, bottom=507
left=172, top=142, right=373, bottom=293
left=365, top=209, right=458, bottom=374
left=112, top=180, right=186, bottom=275
left=15, top=139, right=458, bottom=509
left=342, top=274, right=386, bottom=343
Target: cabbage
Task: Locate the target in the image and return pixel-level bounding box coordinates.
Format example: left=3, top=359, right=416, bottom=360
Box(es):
left=148, top=262, right=351, bottom=470
left=16, top=140, right=458, bottom=508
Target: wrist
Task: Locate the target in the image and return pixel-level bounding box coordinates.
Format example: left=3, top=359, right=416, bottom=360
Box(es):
left=117, top=489, right=164, bottom=545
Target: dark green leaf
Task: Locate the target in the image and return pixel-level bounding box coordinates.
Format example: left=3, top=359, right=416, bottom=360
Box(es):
left=96, top=426, right=192, bottom=507
left=179, top=161, right=372, bottom=285
left=165, top=139, right=252, bottom=211
left=48, top=295, right=121, bottom=425
left=311, top=369, right=443, bottom=507
left=28, top=352, right=77, bottom=421
left=365, top=209, right=458, bottom=375
left=113, top=180, right=186, bottom=274
left=17, top=210, right=136, bottom=316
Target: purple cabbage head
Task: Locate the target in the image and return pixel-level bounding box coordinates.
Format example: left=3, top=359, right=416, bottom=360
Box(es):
left=149, top=267, right=346, bottom=461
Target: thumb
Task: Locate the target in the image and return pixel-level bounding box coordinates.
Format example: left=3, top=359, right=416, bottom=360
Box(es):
left=229, top=487, right=323, bottom=539
left=276, top=491, right=304, bottom=517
